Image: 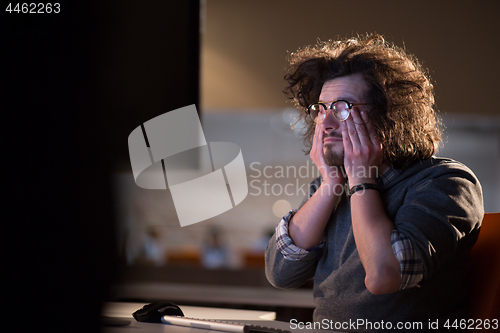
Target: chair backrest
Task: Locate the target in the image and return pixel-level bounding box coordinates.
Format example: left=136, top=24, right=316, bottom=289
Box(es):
left=468, top=212, right=500, bottom=321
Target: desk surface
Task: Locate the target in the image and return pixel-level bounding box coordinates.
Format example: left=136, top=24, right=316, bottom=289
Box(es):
left=112, top=282, right=315, bottom=308
left=103, top=302, right=276, bottom=321
left=102, top=319, right=340, bottom=333
left=102, top=302, right=341, bottom=333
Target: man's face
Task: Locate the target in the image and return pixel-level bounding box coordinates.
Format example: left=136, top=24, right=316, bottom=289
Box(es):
left=317, top=73, right=371, bottom=166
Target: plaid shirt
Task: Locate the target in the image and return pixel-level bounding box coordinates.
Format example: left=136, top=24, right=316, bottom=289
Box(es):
left=275, top=168, right=424, bottom=290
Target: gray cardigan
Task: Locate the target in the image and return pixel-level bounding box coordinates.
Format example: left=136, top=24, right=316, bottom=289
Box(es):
left=265, top=157, right=483, bottom=331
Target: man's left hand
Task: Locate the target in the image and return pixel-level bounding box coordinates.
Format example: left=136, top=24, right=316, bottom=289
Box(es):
left=341, top=107, right=383, bottom=185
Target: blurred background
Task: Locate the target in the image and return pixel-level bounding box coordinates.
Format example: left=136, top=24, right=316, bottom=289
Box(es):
left=109, top=0, right=500, bottom=320
left=112, top=1, right=500, bottom=263
left=3, top=0, right=499, bottom=328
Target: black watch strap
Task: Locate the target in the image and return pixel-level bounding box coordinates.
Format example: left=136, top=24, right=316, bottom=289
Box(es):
left=348, top=183, right=380, bottom=197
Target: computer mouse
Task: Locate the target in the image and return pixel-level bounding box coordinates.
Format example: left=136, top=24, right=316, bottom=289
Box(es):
left=133, top=302, right=185, bottom=323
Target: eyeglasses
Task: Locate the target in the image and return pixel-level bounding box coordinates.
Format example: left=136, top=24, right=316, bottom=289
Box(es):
left=306, top=100, right=370, bottom=123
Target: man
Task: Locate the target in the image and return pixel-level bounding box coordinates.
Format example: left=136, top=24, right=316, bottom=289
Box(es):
left=265, top=34, right=483, bottom=331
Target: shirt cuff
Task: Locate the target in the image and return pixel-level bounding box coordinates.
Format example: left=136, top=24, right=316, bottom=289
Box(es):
left=275, top=210, right=322, bottom=261
left=391, top=229, right=424, bottom=290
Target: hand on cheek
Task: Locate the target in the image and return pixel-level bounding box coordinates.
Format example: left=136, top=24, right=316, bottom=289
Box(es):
left=311, top=123, right=345, bottom=186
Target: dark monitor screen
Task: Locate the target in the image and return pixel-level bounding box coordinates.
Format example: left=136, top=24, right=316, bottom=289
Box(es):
left=2, top=1, right=200, bottom=331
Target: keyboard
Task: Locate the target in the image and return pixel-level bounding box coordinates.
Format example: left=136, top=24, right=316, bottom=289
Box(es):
left=161, top=315, right=291, bottom=333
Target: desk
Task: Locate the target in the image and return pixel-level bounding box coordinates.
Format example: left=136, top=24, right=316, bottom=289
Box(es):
left=111, top=282, right=315, bottom=322
left=102, top=302, right=342, bottom=333
left=103, top=302, right=276, bottom=321
left=111, top=282, right=315, bottom=308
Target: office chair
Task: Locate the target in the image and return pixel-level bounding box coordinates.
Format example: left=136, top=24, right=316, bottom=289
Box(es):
left=468, top=212, right=500, bottom=322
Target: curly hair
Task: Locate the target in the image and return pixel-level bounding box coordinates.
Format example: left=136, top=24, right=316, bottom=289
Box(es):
left=284, top=33, right=443, bottom=169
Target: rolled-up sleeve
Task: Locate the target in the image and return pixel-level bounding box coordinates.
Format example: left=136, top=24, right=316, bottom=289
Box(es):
left=392, top=162, right=483, bottom=282
left=391, top=229, right=424, bottom=290
left=275, top=210, right=325, bottom=261
left=265, top=212, right=323, bottom=289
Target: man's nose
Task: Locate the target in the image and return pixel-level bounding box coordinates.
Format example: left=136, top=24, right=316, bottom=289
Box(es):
left=320, top=111, right=341, bottom=131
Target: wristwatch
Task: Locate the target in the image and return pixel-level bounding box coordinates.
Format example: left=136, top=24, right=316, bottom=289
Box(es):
left=348, top=183, right=380, bottom=197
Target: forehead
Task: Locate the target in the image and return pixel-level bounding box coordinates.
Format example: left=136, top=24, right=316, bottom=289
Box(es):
left=319, top=73, right=369, bottom=103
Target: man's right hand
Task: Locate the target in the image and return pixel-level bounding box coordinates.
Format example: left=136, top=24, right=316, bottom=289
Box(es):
left=310, top=123, right=346, bottom=190
left=287, top=123, right=346, bottom=249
